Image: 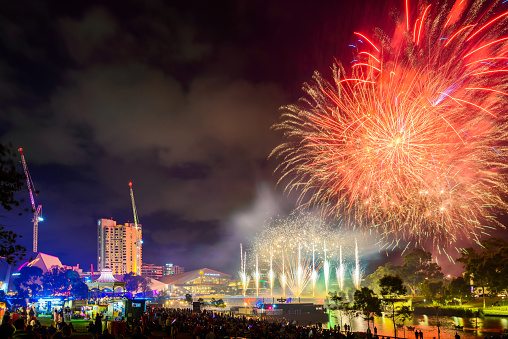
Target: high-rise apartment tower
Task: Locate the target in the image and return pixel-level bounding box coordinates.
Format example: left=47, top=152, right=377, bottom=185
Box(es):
left=97, top=218, right=142, bottom=275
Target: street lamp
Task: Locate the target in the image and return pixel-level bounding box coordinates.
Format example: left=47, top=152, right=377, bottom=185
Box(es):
left=433, top=305, right=441, bottom=339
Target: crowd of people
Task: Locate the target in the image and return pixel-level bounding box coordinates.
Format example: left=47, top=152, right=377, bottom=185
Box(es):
left=134, top=307, right=391, bottom=338
left=1, top=306, right=508, bottom=338
left=0, top=313, right=75, bottom=338
left=0, top=306, right=388, bottom=338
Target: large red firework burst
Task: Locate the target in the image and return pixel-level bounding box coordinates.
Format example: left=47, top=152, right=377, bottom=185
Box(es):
left=272, top=0, right=508, bottom=252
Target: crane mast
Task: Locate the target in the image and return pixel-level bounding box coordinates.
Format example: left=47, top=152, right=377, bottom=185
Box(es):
left=18, top=148, right=43, bottom=253
left=129, top=182, right=141, bottom=275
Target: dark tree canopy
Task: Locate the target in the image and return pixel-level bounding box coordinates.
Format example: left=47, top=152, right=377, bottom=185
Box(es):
left=123, top=272, right=152, bottom=296
left=0, top=143, right=25, bottom=212
left=420, top=279, right=445, bottom=301
left=380, top=275, right=407, bottom=297
left=457, top=238, right=508, bottom=307
left=16, top=266, right=89, bottom=298
left=444, top=277, right=471, bottom=305
left=354, top=287, right=382, bottom=330
left=400, top=248, right=443, bottom=295
left=364, top=262, right=399, bottom=294
left=14, top=265, right=43, bottom=297
left=379, top=274, right=408, bottom=339
left=0, top=143, right=27, bottom=265
left=364, top=249, right=443, bottom=296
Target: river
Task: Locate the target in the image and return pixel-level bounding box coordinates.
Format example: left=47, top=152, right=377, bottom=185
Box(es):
left=327, top=311, right=508, bottom=338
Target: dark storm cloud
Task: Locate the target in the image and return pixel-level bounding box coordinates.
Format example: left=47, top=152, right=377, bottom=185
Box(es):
left=0, top=0, right=293, bottom=270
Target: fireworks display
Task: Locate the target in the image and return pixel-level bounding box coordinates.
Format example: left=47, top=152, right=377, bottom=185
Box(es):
left=272, top=0, right=508, bottom=250
left=250, top=214, right=362, bottom=297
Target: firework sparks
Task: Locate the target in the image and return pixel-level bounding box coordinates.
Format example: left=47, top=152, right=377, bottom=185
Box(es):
left=271, top=0, right=508, bottom=248
left=251, top=213, right=361, bottom=297
left=239, top=243, right=250, bottom=296
left=336, top=245, right=347, bottom=292
left=352, top=239, right=362, bottom=289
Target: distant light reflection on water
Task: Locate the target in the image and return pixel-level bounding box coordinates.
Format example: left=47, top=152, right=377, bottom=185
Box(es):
left=327, top=311, right=507, bottom=338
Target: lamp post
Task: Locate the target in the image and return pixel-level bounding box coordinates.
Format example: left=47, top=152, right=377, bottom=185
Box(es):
left=475, top=310, right=479, bottom=334
left=433, top=305, right=441, bottom=339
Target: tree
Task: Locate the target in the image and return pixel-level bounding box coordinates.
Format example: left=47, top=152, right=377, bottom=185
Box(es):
left=380, top=274, right=408, bottom=339
left=67, top=270, right=89, bottom=299
left=400, top=248, right=443, bottom=295
left=42, top=267, right=89, bottom=298
left=215, top=299, right=227, bottom=309
left=329, top=291, right=342, bottom=310
left=123, top=272, right=142, bottom=293
left=457, top=238, right=508, bottom=308
left=327, top=291, right=346, bottom=329
left=0, top=143, right=27, bottom=265
left=43, top=267, right=69, bottom=296
left=364, top=262, right=400, bottom=294
left=446, top=277, right=471, bottom=305
left=123, top=273, right=151, bottom=296
left=14, top=266, right=43, bottom=297
left=341, top=303, right=360, bottom=332
left=139, top=276, right=152, bottom=297
left=396, top=305, right=413, bottom=338
left=477, top=238, right=508, bottom=295
left=420, top=279, right=446, bottom=303
left=354, top=287, right=382, bottom=331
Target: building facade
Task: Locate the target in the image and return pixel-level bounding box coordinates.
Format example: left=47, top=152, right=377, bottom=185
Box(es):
left=97, top=218, right=142, bottom=275
left=141, top=263, right=163, bottom=279
left=163, top=263, right=185, bottom=276
left=159, top=268, right=230, bottom=296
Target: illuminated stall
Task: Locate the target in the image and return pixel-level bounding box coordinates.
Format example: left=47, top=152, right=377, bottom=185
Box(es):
left=107, top=299, right=127, bottom=320
left=82, top=304, right=108, bottom=320
left=37, top=297, right=66, bottom=316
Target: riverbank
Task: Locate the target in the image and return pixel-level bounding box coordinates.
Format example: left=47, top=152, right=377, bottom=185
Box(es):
left=412, top=296, right=508, bottom=316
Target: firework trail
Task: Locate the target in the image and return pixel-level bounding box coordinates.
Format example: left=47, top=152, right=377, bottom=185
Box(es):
left=272, top=0, right=508, bottom=248
left=253, top=254, right=260, bottom=296
left=352, top=239, right=362, bottom=289
left=323, top=241, right=330, bottom=295
left=239, top=243, right=250, bottom=296
left=252, top=213, right=359, bottom=297
left=269, top=246, right=276, bottom=297
left=336, top=245, right=347, bottom=292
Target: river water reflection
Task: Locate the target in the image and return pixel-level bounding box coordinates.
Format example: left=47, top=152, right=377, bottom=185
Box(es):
left=327, top=311, right=508, bottom=338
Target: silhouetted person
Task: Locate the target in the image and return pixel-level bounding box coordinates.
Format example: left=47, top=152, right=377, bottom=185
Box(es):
left=62, top=325, right=72, bottom=338
left=0, top=315, right=15, bottom=338
left=12, top=318, right=30, bottom=339
left=95, top=313, right=103, bottom=335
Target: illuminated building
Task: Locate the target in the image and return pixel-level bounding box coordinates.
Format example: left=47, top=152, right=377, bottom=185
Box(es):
left=159, top=268, right=231, bottom=296
left=17, top=253, right=82, bottom=275
left=141, top=263, right=163, bottom=279
left=163, top=263, right=185, bottom=276
left=97, top=218, right=142, bottom=275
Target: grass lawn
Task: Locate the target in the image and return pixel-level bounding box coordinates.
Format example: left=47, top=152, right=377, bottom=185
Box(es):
left=36, top=316, right=92, bottom=337
left=412, top=295, right=508, bottom=315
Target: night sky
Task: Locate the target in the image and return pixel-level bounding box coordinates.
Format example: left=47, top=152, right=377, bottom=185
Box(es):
left=0, top=0, right=505, bottom=275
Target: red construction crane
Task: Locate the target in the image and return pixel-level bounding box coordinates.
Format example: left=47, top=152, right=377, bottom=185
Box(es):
left=129, top=182, right=142, bottom=275
left=18, top=148, right=43, bottom=253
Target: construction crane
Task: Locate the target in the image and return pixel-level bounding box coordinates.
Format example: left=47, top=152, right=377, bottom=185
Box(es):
left=129, top=182, right=142, bottom=275
left=18, top=148, right=43, bottom=253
